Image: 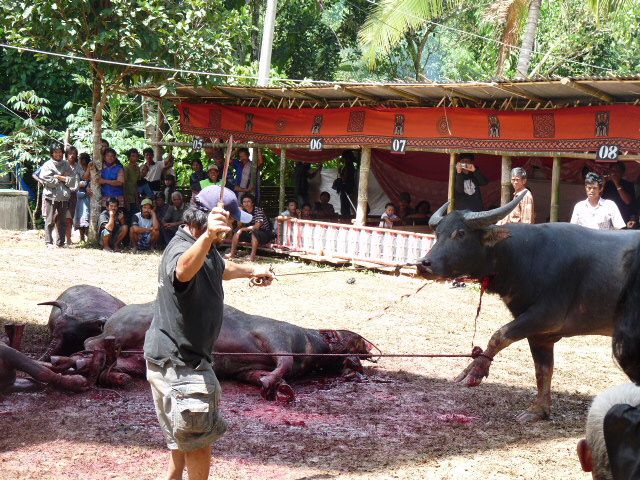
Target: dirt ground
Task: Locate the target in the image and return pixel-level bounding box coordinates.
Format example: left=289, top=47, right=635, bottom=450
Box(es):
left=0, top=229, right=629, bottom=480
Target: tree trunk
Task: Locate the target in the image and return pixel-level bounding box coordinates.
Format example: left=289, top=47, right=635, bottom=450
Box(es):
left=142, top=98, right=156, bottom=143
left=250, top=0, right=261, bottom=62
left=154, top=100, right=164, bottom=163
left=89, top=71, right=104, bottom=242
left=516, top=0, right=542, bottom=78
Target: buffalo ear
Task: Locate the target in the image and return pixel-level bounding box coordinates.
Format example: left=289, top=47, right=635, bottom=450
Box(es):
left=482, top=226, right=511, bottom=247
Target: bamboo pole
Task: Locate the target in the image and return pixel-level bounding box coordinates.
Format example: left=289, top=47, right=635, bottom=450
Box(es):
left=447, top=152, right=456, bottom=213
left=501, top=155, right=513, bottom=206
left=355, top=147, right=371, bottom=226
left=550, top=156, right=562, bottom=222
left=279, top=147, right=286, bottom=212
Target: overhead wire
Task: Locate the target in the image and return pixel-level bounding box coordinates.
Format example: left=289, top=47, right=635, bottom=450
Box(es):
left=0, top=42, right=370, bottom=86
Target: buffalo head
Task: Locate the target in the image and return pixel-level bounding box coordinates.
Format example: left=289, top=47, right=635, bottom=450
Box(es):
left=418, top=194, right=525, bottom=279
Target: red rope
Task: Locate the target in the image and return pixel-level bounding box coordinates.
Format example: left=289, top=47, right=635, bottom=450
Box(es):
left=120, top=349, right=487, bottom=359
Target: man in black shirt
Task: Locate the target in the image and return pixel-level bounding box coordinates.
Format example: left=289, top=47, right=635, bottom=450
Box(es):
left=454, top=153, right=488, bottom=212
left=144, top=185, right=273, bottom=480
left=603, top=161, right=637, bottom=224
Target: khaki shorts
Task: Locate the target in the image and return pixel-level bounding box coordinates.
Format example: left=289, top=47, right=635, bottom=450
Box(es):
left=146, top=360, right=227, bottom=451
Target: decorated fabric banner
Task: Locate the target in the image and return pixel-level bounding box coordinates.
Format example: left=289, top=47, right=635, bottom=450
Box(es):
left=178, top=103, right=640, bottom=154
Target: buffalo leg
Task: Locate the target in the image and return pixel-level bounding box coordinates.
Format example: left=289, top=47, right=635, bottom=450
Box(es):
left=455, top=310, right=553, bottom=387
left=235, top=367, right=295, bottom=402
left=0, top=344, right=88, bottom=392
left=516, top=339, right=555, bottom=423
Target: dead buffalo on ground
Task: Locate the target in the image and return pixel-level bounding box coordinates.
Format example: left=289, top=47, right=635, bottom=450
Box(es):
left=419, top=195, right=640, bottom=422
left=84, top=301, right=375, bottom=400
left=38, top=284, right=125, bottom=359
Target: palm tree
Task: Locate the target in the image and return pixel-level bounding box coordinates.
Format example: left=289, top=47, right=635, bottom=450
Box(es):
left=505, top=0, right=634, bottom=77
left=358, top=0, right=465, bottom=79
left=359, top=0, right=634, bottom=80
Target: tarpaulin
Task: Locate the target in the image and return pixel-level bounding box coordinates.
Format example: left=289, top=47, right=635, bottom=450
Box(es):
left=178, top=103, right=640, bottom=153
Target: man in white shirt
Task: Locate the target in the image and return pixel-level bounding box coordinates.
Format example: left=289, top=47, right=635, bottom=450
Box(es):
left=570, top=172, right=625, bottom=230
left=141, top=147, right=174, bottom=192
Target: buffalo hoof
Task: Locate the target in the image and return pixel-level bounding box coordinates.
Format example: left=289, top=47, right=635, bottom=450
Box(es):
left=516, top=404, right=550, bottom=423
left=54, top=374, right=90, bottom=392
left=276, top=382, right=295, bottom=403
left=454, top=357, right=491, bottom=387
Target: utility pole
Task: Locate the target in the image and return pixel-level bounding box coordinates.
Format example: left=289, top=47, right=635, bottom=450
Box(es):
left=257, top=0, right=278, bottom=87
left=253, top=0, right=278, bottom=198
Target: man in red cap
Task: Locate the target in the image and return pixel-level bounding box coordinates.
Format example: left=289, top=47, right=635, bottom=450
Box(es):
left=144, top=186, right=273, bottom=480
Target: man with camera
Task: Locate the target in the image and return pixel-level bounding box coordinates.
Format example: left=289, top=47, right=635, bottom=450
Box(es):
left=454, top=153, right=488, bottom=212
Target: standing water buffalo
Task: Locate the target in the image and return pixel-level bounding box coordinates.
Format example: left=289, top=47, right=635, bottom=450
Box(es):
left=419, top=195, right=640, bottom=421
left=84, top=301, right=374, bottom=400
left=38, top=284, right=126, bottom=359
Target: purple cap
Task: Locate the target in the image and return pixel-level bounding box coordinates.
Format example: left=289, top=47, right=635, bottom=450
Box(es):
left=194, top=186, right=252, bottom=224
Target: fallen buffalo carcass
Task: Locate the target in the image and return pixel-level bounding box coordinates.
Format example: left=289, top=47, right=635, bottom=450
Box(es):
left=83, top=300, right=374, bottom=400
left=38, top=284, right=125, bottom=359
left=0, top=324, right=88, bottom=393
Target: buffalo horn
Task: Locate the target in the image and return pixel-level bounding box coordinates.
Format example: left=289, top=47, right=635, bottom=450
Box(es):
left=428, top=202, right=450, bottom=228
left=37, top=300, right=70, bottom=314
left=463, top=193, right=526, bottom=229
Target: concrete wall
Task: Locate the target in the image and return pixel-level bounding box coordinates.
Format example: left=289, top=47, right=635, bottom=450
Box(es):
left=0, top=189, right=28, bottom=230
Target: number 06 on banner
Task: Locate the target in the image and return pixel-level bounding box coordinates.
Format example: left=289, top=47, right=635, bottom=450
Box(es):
left=309, top=138, right=324, bottom=151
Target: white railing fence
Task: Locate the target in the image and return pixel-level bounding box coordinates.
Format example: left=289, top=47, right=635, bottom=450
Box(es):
left=275, top=218, right=436, bottom=266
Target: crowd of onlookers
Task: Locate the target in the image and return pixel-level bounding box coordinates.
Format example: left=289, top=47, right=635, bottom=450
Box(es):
left=34, top=140, right=268, bottom=252
left=455, top=153, right=640, bottom=230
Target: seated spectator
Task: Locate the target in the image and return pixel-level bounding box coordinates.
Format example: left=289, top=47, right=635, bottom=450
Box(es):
left=603, top=161, right=637, bottom=223
left=415, top=201, right=431, bottom=216
left=228, top=193, right=272, bottom=262
left=189, top=158, right=207, bottom=191
left=200, top=164, right=222, bottom=190
left=162, top=174, right=176, bottom=205
left=314, top=191, right=336, bottom=219
left=397, top=192, right=414, bottom=219
left=577, top=383, right=640, bottom=480
left=99, top=148, right=125, bottom=207
left=154, top=192, right=169, bottom=222
left=571, top=172, right=625, bottom=230
left=130, top=198, right=160, bottom=253
left=300, top=203, right=313, bottom=219
left=98, top=197, right=128, bottom=252
left=379, top=202, right=401, bottom=229
left=497, top=167, right=535, bottom=225
left=627, top=214, right=638, bottom=230
left=280, top=199, right=299, bottom=218
left=162, top=191, right=186, bottom=245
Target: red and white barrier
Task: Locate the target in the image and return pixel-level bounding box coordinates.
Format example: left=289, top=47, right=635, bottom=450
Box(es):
left=275, top=218, right=436, bottom=266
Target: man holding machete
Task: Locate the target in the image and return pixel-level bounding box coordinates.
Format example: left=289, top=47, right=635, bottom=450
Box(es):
left=144, top=182, right=274, bottom=479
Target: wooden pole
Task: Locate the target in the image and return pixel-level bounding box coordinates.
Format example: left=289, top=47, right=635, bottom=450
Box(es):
left=153, top=100, right=163, bottom=162
left=550, top=156, right=562, bottom=222
left=355, top=147, right=371, bottom=226
left=447, top=152, right=456, bottom=213
left=501, top=155, right=513, bottom=206
left=279, top=147, right=286, bottom=212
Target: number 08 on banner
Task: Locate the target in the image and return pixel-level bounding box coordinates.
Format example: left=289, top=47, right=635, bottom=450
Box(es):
left=596, top=144, right=619, bottom=162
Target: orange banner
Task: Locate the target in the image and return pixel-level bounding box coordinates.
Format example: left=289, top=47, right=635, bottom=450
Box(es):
left=178, top=103, right=640, bottom=153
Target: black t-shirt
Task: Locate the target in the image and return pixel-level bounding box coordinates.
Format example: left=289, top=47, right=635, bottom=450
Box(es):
left=143, top=227, right=225, bottom=367
left=603, top=179, right=637, bottom=222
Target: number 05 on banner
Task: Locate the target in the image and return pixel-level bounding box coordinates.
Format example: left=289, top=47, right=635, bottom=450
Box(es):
left=596, top=145, right=619, bottom=162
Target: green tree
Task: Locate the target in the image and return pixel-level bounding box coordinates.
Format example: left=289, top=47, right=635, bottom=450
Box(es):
left=0, top=0, right=251, bottom=238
